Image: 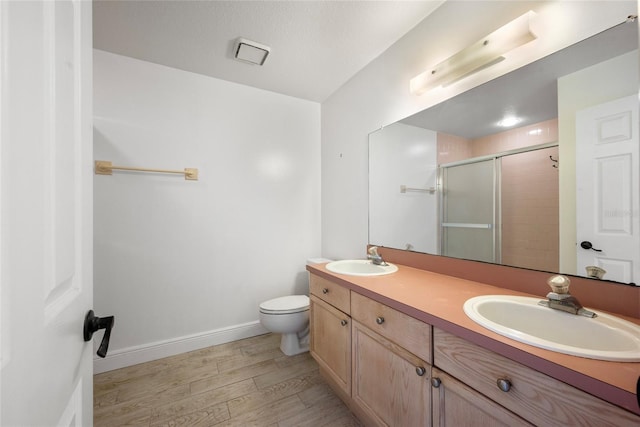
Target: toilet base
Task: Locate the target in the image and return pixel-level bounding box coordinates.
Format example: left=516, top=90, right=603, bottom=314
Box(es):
left=279, top=331, right=309, bottom=356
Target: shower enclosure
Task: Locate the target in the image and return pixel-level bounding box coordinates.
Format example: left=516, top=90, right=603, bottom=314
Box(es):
left=439, top=145, right=559, bottom=271
left=440, top=158, right=499, bottom=263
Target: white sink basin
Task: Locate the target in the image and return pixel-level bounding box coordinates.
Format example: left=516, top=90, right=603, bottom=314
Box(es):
left=326, top=259, right=398, bottom=276
left=464, top=295, right=640, bottom=362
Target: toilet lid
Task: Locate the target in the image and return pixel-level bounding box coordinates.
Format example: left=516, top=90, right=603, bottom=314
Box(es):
left=259, top=295, right=310, bottom=314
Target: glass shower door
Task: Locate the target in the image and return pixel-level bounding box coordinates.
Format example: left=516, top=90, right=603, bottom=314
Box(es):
left=440, top=159, right=498, bottom=263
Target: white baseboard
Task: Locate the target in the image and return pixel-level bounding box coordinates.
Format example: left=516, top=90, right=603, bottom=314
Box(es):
left=93, top=321, right=270, bottom=374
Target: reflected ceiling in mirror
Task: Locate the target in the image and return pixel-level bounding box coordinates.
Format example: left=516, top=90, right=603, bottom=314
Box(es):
left=400, top=21, right=637, bottom=139
left=368, top=21, right=639, bottom=285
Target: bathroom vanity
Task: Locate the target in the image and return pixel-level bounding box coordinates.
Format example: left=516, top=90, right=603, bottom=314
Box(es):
left=307, top=262, right=640, bottom=426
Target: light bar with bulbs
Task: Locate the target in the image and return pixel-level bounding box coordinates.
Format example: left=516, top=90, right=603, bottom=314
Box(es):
left=410, top=11, right=537, bottom=96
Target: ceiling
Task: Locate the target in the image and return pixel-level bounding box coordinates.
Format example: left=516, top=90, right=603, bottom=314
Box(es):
left=400, top=20, right=638, bottom=139
left=93, top=1, right=444, bottom=103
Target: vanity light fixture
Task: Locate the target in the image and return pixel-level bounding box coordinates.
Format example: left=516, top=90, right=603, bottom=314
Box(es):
left=410, top=11, right=537, bottom=95
left=234, top=37, right=270, bottom=65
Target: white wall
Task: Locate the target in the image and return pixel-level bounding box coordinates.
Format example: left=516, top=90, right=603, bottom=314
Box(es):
left=93, top=50, right=320, bottom=371
left=369, top=123, right=438, bottom=253
left=321, top=0, right=636, bottom=260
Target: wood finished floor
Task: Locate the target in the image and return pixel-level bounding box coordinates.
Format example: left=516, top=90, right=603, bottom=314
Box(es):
left=94, top=333, right=361, bottom=427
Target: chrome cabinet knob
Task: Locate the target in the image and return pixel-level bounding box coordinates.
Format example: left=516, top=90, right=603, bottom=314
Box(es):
left=497, top=378, right=512, bottom=392
left=340, top=319, right=348, bottom=326
left=375, top=316, right=385, bottom=325
left=415, top=366, right=426, bottom=376
left=431, top=377, right=441, bottom=388
left=322, top=288, right=329, bottom=294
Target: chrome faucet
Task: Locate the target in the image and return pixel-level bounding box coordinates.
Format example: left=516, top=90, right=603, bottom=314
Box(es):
left=367, top=246, right=388, bottom=266
left=538, top=275, right=597, bottom=318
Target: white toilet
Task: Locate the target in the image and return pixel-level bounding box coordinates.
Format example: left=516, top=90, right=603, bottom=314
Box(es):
left=259, top=258, right=331, bottom=356
left=259, top=295, right=310, bottom=356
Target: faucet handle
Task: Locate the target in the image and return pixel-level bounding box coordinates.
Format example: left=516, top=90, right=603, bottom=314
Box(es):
left=367, top=246, right=387, bottom=266
left=547, top=275, right=570, bottom=294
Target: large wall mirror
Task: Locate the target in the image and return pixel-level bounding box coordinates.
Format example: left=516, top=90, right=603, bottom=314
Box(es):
left=369, top=20, right=639, bottom=286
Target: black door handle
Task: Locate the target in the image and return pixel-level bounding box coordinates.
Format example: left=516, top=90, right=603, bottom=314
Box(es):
left=580, top=241, right=602, bottom=252
left=83, top=310, right=115, bottom=358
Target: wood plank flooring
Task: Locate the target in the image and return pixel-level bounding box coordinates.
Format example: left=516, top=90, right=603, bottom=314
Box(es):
left=94, top=333, right=362, bottom=426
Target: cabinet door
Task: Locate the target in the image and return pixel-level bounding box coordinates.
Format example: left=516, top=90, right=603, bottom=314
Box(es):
left=431, top=368, right=532, bottom=427
left=352, top=320, right=430, bottom=427
left=310, top=295, right=351, bottom=394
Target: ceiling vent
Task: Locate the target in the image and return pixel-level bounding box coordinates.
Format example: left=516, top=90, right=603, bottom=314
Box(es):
left=234, top=38, right=270, bottom=66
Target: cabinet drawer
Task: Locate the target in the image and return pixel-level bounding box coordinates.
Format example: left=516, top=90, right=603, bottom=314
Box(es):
left=433, top=328, right=640, bottom=426
left=351, top=292, right=431, bottom=363
left=309, top=274, right=350, bottom=314
left=431, top=367, right=532, bottom=426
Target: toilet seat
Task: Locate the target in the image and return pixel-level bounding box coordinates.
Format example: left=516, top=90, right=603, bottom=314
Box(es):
left=259, top=295, right=309, bottom=315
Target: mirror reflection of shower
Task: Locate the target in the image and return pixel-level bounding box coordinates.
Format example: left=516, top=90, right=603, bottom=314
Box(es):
left=440, top=158, right=497, bottom=264
left=439, top=145, right=559, bottom=272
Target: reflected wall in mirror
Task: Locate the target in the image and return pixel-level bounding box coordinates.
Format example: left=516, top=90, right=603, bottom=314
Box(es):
left=369, top=20, right=639, bottom=285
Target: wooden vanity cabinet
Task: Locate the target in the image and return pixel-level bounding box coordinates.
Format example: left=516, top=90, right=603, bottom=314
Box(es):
left=434, top=328, right=640, bottom=427
left=351, top=292, right=432, bottom=426
left=309, top=274, right=351, bottom=395
left=309, top=271, right=640, bottom=426
left=309, top=274, right=433, bottom=426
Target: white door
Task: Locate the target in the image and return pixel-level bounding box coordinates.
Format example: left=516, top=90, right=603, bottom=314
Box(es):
left=576, top=95, right=639, bottom=284
left=1, top=1, right=95, bottom=425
